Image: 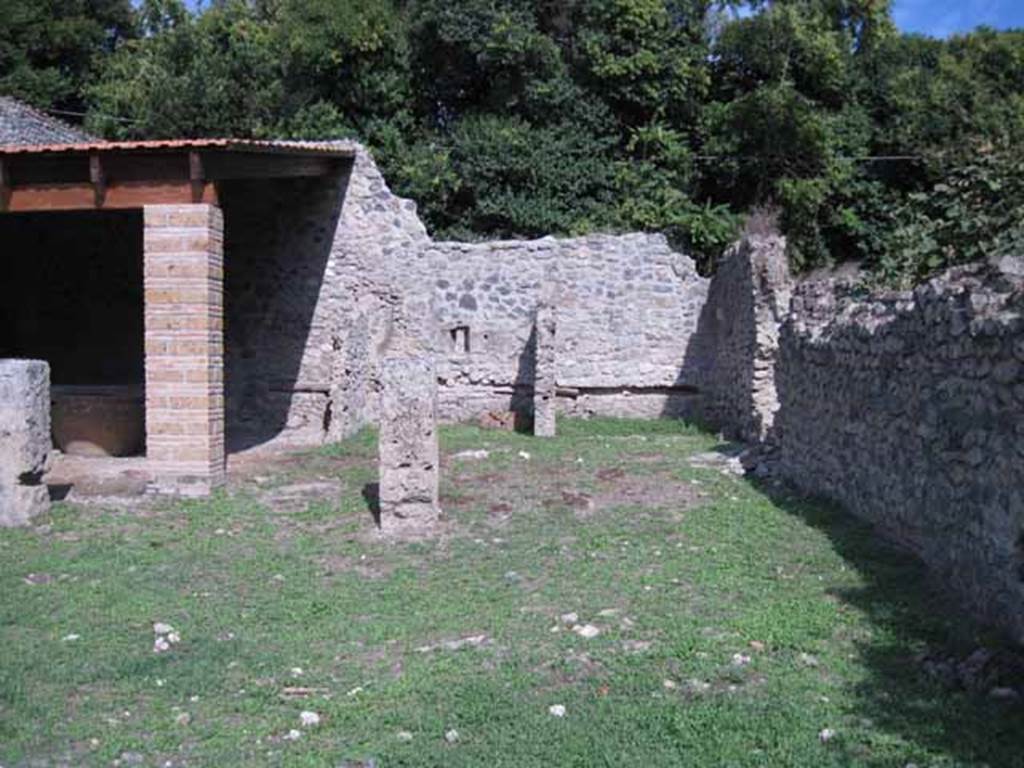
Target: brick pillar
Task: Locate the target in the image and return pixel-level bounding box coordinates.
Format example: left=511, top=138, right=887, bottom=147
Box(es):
left=143, top=205, right=225, bottom=494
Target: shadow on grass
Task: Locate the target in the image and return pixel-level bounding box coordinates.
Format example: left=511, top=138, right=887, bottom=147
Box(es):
left=754, top=478, right=1024, bottom=766
left=362, top=482, right=381, bottom=527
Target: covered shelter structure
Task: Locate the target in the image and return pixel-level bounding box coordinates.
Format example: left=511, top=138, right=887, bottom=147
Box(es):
left=0, top=139, right=354, bottom=494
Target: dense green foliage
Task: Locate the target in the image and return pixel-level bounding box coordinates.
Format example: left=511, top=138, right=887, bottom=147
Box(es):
left=3, top=0, right=1024, bottom=280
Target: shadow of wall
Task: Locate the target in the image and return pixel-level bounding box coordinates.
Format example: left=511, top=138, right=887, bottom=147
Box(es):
left=0, top=210, right=144, bottom=387
left=674, top=235, right=790, bottom=440
left=222, top=168, right=348, bottom=452
left=772, top=270, right=1024, bottom=643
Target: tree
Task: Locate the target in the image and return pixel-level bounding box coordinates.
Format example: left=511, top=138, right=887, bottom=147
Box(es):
left=0, top=0, right=136, bottom=114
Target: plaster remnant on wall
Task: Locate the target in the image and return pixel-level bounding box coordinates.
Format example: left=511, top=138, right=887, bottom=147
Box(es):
left=378, top=355, right=440, bottom=531
left=0, top=359, right=51, bottom=526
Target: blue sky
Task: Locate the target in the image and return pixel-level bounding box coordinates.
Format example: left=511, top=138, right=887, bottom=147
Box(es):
left=178, top=0, right=1023, bottom=39
left=894, top=0, right=1024, bottom=37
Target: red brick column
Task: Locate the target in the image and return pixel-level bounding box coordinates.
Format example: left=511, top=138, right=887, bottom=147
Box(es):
left=143, top=204, right=225, bottom=493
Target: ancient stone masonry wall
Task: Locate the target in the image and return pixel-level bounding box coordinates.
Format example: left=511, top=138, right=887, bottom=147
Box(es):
left=230, top=142, right=711, bottom=447
left=223, top=144, right=429, bottom=447
left=422, top=233, right=709, bottom=421
left=689, top=235, right=791, bottom=442
left=774, top=265, right=1024, bottom=642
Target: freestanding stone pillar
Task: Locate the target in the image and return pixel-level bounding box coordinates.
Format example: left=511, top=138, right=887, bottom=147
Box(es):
left=0, top=359, right=51, bottom=526
left=533, top=300, right=557, bottom=437
left=143, top=205, right=225, bottom=494
left=378, top=356, right=440, bottom=529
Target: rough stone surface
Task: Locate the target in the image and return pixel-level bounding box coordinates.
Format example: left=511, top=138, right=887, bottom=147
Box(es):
left=533, top=296, right=557, bottom=437
left=0, top=359, right=51, bottom=526
left=423, top=233, right=708, bottom=424
left=774, top=265, right=1024, bottom=643
left=378, top=356, right=440, bottom=529
left=691, top=234, right=791, bottom=442
left=699, top=239, right=1024, bottom=643
left=224, top=147, right=709, bottom=446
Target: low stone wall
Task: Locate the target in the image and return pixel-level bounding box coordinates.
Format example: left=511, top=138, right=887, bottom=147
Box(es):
left=773, top=265, right=1024, bottom=642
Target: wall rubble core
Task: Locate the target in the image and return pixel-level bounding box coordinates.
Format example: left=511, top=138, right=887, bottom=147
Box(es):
left=775, top=264, right=1024, bottom=643
left=0, top=359, right=51, bottom=526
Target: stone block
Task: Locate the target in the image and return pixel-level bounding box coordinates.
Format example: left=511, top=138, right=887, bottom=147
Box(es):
left=0, top=359, right=51, bottom=526
left=533, top=301, right=557, bottom=437
left=378, top=356, right=440, bottom=528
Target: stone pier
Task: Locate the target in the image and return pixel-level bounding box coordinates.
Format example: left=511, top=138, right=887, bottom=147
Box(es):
left=143, top=204, right=226, bottom=494
left=0, top=359, right=51, bottom=526
left=378, top=356, right=440, bottom=529
left=533, top=300, right=557, bottom=437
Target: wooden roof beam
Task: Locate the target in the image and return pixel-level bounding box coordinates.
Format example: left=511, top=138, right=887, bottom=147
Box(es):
left=2, top=180, right=218, bottom=212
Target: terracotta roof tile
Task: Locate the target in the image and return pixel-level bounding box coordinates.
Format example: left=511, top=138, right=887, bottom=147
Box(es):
left=0, top=138, right=356, bottom=157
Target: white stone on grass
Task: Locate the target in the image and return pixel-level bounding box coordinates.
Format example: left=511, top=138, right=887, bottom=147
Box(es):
left=299, top=711, right=321, bottom=727
left=572, top=624, right=601, bottom=639
left=452, top=450, right=490, bottom=461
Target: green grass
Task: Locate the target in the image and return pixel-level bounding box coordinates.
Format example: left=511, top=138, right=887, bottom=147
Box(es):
left=1, top=418, right=1021, bottom=766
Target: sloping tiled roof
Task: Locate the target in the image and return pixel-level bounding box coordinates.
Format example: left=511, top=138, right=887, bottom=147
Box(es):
left=0, top=96, right=97, bottom=146
left=0, top=138, right=356, bottom=157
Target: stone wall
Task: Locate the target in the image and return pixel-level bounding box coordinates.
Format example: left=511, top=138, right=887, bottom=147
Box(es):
left=422, top=233, right=709, bottom=422
left=224, top=144, right=710, bottom=447
left=222, top=146, right=428, bottom=448
left=689, top=235, right=791, bottom=442
left=773, top=264, right=1024, bottom=642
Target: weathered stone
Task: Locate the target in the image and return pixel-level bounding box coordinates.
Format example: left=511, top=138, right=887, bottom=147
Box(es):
left=0, top=359, right=51, bottom=526
left=772, top=266, right=1024, bottom=644
left=378, top=356, right=440, bottom=529
left=691, top=234, right=791, bottom=442
left=533, top=297, right=557, bottom=437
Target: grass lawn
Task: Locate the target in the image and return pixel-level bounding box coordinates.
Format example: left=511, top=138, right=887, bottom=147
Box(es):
left=1, top=418, right=1021, bottom=767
